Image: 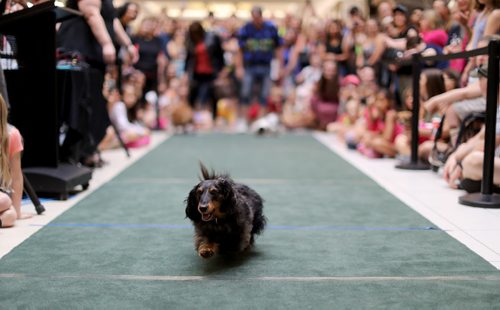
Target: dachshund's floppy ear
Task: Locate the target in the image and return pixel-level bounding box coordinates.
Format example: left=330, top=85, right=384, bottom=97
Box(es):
left=185, top=185, right=200, bottom=221
left=217, top=177, right=235, bottom=213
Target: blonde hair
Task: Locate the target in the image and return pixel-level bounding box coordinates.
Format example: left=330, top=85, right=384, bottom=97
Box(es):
left=422, top=9, right=443, bottom=30
left=0, top=94, right=11, bottom=189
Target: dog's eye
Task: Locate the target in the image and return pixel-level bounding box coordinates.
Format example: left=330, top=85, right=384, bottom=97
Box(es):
left=197, top=187, right=203, bottom=194
left=209, top=188, right=217, bottom=194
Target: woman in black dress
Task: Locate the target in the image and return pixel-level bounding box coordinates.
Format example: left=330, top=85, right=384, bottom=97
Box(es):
left=57, top=0, right=136, bottom=166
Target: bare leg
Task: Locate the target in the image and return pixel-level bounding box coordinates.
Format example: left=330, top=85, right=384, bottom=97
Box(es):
left=394, top=134, right=410, bottom=156
left=446, top=106, right=461, bottom=145
left=0, top=193, right=16, bottom=227
left=418, top=140, right=434, bottom=162
left=461, top=151, right=500, bottom=182
left=368, top=137, right=397, bottom=158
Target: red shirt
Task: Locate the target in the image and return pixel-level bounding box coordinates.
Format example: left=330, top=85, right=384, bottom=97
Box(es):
left=195, top=43, right=213, bottom=75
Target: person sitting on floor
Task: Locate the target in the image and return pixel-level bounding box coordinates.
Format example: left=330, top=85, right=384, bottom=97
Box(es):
left=356, top=89, right=403, bottom=158
left=310, top=59, right=340, bottom=130
left=0, top=95, right=31, bottom=228
left=443, top=64, right=500, bottom=192
left=99, top=85, right=151, bottom=150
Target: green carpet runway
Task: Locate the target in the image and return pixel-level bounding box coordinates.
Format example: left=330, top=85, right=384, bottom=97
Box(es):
left=1, top=134, right=499, bottom=309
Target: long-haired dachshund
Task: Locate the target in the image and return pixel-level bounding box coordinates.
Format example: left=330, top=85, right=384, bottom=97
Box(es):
left=185, top=163, right=266, bottom=258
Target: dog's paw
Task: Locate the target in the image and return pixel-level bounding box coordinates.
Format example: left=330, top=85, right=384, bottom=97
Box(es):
left=198, top=243, right=218, bottom=259
left=198, top=248, right=215, bottom=258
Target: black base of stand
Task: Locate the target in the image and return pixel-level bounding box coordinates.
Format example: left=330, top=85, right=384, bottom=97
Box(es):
left=23, top=173, right=45, bottom=214
left=459, top=192, right=500, bottom=208
left=23, top=163, right=92, bottom=200
left=395, top=160, right=431, bottom=170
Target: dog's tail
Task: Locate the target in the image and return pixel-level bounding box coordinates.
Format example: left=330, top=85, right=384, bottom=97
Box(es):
left=199, top=161, right=216, bottom=180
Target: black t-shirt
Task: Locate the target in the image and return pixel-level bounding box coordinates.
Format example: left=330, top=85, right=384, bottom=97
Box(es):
left=132, top=36, right=163, bottom=75
left=57, top=0, right=116, bottom=65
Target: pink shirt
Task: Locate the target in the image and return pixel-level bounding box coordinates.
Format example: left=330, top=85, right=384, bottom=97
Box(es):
left=8, top=126, right=23, bottom=159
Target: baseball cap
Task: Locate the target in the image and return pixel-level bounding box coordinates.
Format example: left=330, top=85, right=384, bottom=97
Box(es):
left=393, top=4, right=408, bottom=15
left=342, top=74, right=361, bottom=87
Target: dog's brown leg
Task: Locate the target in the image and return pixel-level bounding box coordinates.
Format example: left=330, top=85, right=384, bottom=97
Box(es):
left=198, top=242, right=219, bottom=258
left=194, top=231, right=219, bottom=258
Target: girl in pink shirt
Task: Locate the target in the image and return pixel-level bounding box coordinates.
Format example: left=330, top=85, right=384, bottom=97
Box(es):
left=0, top=95, right=28, bottom=228
left=357, top=89, right=403, bottom=158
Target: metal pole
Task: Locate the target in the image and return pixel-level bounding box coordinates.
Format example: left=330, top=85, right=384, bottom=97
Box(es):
left=23, top=173, right=45, bottom=215
left=396, top=53, right=430, bottom=170
left=481, top=41, right=499, bottom=195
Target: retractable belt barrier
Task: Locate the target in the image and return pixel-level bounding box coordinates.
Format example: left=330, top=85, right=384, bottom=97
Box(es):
left=391, top=41, right=499, bottom=208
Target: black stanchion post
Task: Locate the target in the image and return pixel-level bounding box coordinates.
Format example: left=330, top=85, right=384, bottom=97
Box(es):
left=459, top=40, right=500, bottom=208
left=23, top=173, right=45, bottom=215
left=396, top=53, right=430, bottom=170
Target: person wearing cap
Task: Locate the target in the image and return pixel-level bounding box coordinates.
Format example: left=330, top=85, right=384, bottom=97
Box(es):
left=384, top=4, right=419, bottom=50
left=235, top=6, right=284, bottom=124
left=392, top=4, right=418, bottom=38
left=443, top=63, right=500, bottom=191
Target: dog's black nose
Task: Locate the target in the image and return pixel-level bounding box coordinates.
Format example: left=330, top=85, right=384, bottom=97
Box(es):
left=199, top=205, right=208, bottom=213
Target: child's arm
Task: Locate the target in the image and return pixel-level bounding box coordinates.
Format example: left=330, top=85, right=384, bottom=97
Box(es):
left=381, top=110, right=397, bottom=142
left=9, top=152, right=24, bottom=219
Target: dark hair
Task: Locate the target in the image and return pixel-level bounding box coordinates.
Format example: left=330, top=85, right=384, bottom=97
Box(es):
left=474, top=0, right=485, bottom=11
left=188, top=21, right=206, bottom=44
left=422, top=68, right=445, bottom=99
left=116, top=2, right=138, bottom=19
left=376, top=88, right=393, bottom=102
left=326, top=19, right=343, bottom=41
left=349, top=6, right=360, bottom=16
left=443, top=68, right=460, bottom=89
left=406, top=34, right=422, bottom=49
left=317, top=70, right=339, bottom=102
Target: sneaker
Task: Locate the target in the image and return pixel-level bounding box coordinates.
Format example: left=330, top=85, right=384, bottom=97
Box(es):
left=357, top=143, right=382, bottom=158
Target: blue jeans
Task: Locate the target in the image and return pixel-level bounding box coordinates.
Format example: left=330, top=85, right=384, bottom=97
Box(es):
left=240, top=65, right=272, bottom=106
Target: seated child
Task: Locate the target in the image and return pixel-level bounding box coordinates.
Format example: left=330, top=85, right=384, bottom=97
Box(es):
left=169, top=82, right=194, bottom=133
left=281, top=89, right=316, bottom=129
left=357, top=89, right=403, bottom=158
left=310, top=60, right=340, bottom=130
left=327, top=97, right=363, bottom=141
left=99, top=85, right=151, bottom=150
left=281, top=53, right=323, bottom=129
left=0, top=95, right=30, bottom=227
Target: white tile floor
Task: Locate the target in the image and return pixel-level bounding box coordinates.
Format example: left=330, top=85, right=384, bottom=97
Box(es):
left=1, top=131, right=499, bottom=270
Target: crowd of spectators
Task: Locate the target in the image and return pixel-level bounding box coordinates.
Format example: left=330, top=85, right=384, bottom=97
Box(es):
left=93, top=0, right=499, bottom=195
left=1, top=0, right=500, bottom=227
